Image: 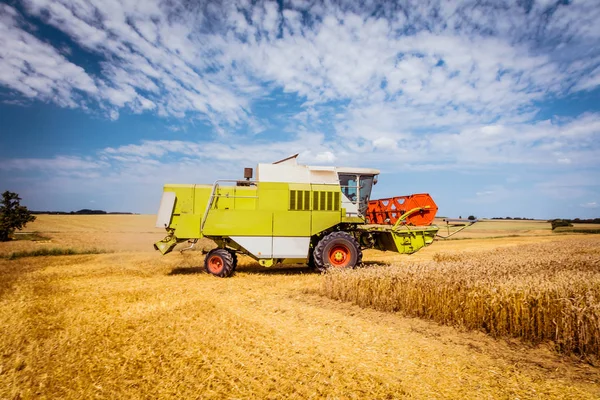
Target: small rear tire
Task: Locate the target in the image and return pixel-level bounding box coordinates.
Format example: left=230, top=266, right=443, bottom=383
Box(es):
left=313, top=231, right=362, bottom=272
left=307, top=248, right=316, bottom=270
left=204, top=248, right=235, bottom=277
left=231, top=251, right=238, bottom=272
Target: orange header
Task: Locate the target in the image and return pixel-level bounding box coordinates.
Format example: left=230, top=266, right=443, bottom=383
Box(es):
left=366, top=194, right=438, bottom=226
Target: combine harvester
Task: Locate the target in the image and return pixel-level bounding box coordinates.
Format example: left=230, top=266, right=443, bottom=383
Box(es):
left=154, top=155, right=473, bottom=277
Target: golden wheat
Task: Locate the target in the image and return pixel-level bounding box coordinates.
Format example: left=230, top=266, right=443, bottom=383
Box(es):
left=321, top=237, right=600, bottom=360
left=2, top=216, right=599, bottom=398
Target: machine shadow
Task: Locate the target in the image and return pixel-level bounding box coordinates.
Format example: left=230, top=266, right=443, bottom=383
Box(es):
left=168, top=261, right=391, bottom=276
left=236, top=264, right=316, bottom=276
left=361, top=260, right=392, bottom=266
left=168, top=267, right=206, bottom=275
left=167, top=264, right=317, bottom=276
left=237, top=261, right=391, bottom=275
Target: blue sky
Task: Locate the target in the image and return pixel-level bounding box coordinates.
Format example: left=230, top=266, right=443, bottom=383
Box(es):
left=0, top=0, right=599, bottom=219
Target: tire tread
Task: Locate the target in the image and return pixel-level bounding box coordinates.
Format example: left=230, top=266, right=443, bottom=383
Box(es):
left=312, top=231, right=362, bottom=272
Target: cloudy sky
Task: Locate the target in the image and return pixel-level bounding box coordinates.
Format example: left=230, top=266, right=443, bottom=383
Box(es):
left=0, top=0, right=599, bottom=218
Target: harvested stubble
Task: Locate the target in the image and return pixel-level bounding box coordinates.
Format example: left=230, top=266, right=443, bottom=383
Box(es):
left=321, top=237, right=600, bottom=360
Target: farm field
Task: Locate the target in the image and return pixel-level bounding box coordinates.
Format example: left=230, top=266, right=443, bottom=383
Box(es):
left=434, top=218, right=552, bottom=239
left=1, top=215, right=600, bottom=399
left=324, top=240, right=600, bottom=358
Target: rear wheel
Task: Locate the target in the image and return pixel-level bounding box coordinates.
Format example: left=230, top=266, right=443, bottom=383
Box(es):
left=231, top=251, right=238, bottom=271
left=307, top=248, right=316, bottom=270
left=204, top=249, right=235, bottom=277
left=313, top=231, right=362, bottom=272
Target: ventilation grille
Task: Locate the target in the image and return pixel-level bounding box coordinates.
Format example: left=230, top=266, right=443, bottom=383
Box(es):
left=289, top=190, right=311, bottom=211
left=284, top=191, right=339, bottom=211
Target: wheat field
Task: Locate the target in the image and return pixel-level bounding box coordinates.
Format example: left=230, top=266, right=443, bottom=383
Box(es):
left=1, top=215, right=599, bottom=399
left=321, top=238, right=600, bottom=359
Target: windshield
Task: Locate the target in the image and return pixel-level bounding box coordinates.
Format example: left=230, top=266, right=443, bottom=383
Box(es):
left=339, top=174, right=358, bottom=204
left=338, top=173, right=376, bottom=217
left=358, top=175, right=375, bottom=216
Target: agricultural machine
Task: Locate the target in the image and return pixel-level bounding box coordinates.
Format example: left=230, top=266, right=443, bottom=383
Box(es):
left=154, top=155, right=469, bottom=277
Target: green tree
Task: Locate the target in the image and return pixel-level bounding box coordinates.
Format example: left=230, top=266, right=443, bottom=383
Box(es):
left=0, top=191, right=36, bottom=241
left=468, top=215, right=476, bottom=221
left=550, top=219, right=572, bottom=230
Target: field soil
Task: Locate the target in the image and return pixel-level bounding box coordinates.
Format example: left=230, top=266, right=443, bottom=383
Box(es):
left=1, top=215, right=599, bottom=399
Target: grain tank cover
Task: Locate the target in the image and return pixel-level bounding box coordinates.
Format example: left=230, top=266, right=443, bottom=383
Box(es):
left=256, top=159, right=339, bottom=185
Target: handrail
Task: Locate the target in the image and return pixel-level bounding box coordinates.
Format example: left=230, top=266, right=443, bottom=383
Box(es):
left=200, top=181, right=220, bottom=234
left=200, top=179, right=257, bottom=234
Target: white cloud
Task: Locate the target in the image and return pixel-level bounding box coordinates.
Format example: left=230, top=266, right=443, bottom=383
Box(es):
left=1, top=0, right=600, bottom=216
left=573, top=67, right=600, bottom=92
left=10, top=0, right=251, bottom=127
left=464, top=185, right=512, bottom=205
left=2, top=0, right=595, bottom=133
left=0, top=4, right=98, bottom=107
left=0, top=155, right=106, bottom=171
left=313, top=151, right=336, bottom=163
left=580, top=201, right=598, bottom=209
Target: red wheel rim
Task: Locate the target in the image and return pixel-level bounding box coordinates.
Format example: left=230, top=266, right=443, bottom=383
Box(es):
left=207, top=255, right=223, bottom=274
left=328, top=245, right=350, bottom=267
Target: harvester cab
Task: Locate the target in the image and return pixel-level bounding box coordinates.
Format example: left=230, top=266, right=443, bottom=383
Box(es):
left=336, top=169, right=378, bottom=218
left=153, top=155, right=468, bottom=277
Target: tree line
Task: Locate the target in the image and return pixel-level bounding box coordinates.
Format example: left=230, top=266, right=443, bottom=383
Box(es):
left=32, top=210, right=135, bottom=215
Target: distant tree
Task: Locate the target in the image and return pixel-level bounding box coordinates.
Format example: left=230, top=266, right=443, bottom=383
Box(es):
left=0, top=191, right=36, bottom=241
left=74, top=209, right=107, bottom=215
left=468, top=215, right=476, bottom=221
left=551, top=219, right=572, bottom=230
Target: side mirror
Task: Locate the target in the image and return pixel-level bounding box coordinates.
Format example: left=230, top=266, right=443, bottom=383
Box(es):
left=373, top=175, right=378, bottom=185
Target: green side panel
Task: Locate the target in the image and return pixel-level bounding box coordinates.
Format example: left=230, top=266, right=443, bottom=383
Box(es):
left=311, top=211, right=342, bottom=235
left=289, top=183, right=311, bottom=191
left=174, top=214, right=202, bottom=238
left=169, top=214, right=180, bottom=230
left=375, top=228, right=439, bottom=254
left=310, top=184, right=341, bottom=212
left=165, top=184, right=195, bottom=214
left=203, top=210, right=273, bottom=236
left=163, top=184, right=210, bottom=215
left=234, top=186, right=258, bottom=210
left=257, top=182, right=289, bottom=211
left=163, top=185, right=205, bottom=234
left=310, top=183, right=339, bottom=191
left=341, top=216, right=364, bottom=224
left=273, top=211, right=311, bottom=236
left=214, top=186, right=235, bottom=210
left=193, top=186, right=213, bottom=214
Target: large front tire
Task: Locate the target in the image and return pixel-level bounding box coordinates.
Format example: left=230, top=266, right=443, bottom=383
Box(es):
left=313, top=231, right=362, bottom=272
left=204, top=249, right=235, bottom=277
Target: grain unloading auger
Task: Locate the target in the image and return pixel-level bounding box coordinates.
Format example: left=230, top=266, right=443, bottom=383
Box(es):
left=154, top=155, right=471, bottom=277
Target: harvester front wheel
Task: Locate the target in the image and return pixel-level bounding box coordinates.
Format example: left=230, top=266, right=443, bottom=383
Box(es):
left=204, top=249, right=235, bottom=278
left=313, top=231, right=362, bottom=272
